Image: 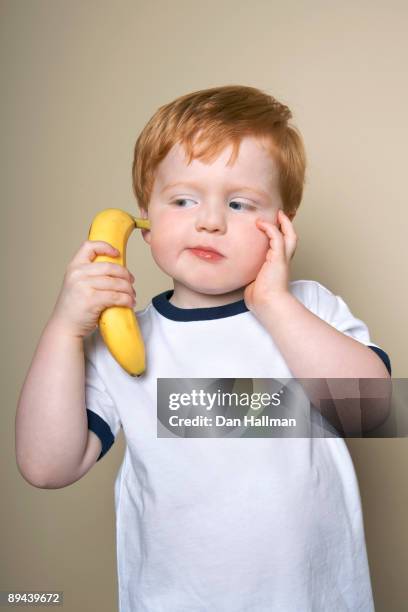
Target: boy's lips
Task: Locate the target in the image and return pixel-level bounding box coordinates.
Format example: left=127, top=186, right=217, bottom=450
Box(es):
left=188, top=244, right=224, bottom=256
left=187, top=245, right=225, bottom=261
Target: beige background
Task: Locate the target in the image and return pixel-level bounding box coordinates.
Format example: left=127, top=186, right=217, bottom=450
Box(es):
left=2, top=0, right=407, bottom=610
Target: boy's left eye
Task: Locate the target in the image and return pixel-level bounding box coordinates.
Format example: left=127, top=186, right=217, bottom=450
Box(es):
left=229, top=200, right=254, bottom=212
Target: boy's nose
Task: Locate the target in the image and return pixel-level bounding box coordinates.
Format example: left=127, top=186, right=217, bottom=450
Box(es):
left=195, top=208, right=227, bottom=233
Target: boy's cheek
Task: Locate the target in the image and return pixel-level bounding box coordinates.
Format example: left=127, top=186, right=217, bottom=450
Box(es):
left=242, top=239, right=270, bottom=270
left=250, top=225, right=271, bottom=250
left=243, top=253, right=269, bottom=281
left=149, top=245, right=177, bottom=276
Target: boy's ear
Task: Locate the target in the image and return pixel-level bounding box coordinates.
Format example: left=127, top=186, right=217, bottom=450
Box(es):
left=139, top=208, right=151, bottom=245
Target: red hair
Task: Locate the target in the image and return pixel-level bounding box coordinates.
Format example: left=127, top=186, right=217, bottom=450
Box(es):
left=132, top=85, right=307, bottom=217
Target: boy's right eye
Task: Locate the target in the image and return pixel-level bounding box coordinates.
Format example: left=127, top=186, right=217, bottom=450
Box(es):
left=171, top=198, right=196, bottom=208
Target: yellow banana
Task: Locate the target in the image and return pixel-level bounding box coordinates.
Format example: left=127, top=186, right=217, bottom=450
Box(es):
left=87, top=208, right=151, bottom=377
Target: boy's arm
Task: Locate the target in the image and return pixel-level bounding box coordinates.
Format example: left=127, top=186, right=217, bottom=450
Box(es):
left=15, top=316, right=100, bottom=488
left=16, top=238, right=133, bottom=487
left=257, top=292, right=390, bottom=379
left=247, top=212, right=391, bottom=436
left=254, top=292, right=391, bottom=435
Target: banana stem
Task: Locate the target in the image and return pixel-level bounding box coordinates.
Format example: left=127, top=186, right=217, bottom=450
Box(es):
left=133, top=217, right=151, bottom=230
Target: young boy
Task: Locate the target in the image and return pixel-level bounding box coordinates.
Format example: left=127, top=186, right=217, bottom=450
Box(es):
left=16, top=85, right=391, bottom=611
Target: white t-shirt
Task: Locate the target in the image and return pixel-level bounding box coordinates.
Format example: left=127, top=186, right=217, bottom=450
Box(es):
left=83, top=280, right=391, bottom=612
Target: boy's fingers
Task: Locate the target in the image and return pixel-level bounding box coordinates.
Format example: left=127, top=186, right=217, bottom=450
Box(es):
left=74, top=240, right=120, bottom=265
left=279, top=210, right=297, bottom=239
left=287, top=240, right=298, bottom=261
left=276, top=211, right=298, bottom=261
left=84, top=261, right=134, bottom=282
left=256, top=220, right=285, bottom=256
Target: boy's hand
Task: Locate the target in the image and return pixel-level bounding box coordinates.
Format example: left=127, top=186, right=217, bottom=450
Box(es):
left=50, top=240, right=136, bottom=339
left=243, top=209, right=298, bottom=315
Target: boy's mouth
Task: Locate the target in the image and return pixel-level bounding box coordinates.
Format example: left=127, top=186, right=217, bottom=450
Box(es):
left=188, top=246, right=224, bottom=261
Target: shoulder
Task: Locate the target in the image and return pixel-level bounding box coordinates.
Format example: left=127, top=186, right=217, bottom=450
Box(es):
left=135, top=301, right=156, bottom=325
left=290, top=278, right=373, bottom=341
left=289, top=279, right=363, bottom=327
left=135, top=302, right=153, bottom=317
left=289, top=279, right=337, bottom=314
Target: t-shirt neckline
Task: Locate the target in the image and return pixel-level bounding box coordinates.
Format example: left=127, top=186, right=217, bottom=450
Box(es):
left=152, top=289, right=249, bottom=321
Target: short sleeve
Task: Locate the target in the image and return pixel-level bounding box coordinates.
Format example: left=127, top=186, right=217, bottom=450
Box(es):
left=312, top=281, right=392, bottom=375
left=83, top=330, right=122, bottom=461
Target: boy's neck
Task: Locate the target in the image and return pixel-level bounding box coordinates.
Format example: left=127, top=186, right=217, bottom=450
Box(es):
left=169, top=282, right=246, bottom=309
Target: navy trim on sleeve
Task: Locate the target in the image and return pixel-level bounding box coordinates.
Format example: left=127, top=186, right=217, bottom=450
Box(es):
left=367, top=345, right=392, bottom=376
left=86, top=408, right=115, bottom=461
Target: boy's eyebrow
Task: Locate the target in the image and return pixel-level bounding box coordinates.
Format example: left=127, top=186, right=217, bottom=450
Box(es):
left=160, top=181, right=270, bottom=199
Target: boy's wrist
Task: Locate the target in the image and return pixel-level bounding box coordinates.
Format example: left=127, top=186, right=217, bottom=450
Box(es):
left=47, top=314, right=86, bottom=342
left=251, top=290, right=295, bottom=320
left=250, top=292, right=300, bottom=335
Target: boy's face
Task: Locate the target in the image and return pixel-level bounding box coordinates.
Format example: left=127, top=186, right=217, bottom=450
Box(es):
left=141, top=135, right=292, bottom=303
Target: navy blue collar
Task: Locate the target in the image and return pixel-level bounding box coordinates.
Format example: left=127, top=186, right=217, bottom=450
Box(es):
left=152, top=289, right=249, bottom=321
